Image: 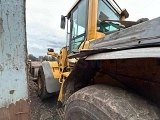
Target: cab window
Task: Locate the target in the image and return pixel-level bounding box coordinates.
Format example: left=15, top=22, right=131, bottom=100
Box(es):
left=97, top=0, right=120, bottom=33
left=70, top=0, right=88, bottom=52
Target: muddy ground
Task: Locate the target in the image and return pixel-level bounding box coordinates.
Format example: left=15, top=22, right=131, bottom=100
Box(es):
left=28, top=76, right=60, bottom=120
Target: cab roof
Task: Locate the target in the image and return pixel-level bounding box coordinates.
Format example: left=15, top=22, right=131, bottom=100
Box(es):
left=66, top=0, right=80, bottom=19
left=66, top=0, right=125, bottom=19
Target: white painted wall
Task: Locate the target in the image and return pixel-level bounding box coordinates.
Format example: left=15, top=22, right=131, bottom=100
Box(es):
left=0, top=0, right=28, bottom=108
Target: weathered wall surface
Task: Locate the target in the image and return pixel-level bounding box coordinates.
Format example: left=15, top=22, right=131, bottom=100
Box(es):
left=0, top=0, right=29, bottom=119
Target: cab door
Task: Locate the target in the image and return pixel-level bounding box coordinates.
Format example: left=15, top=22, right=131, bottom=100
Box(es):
left=69, top=0, right=88, bottom=52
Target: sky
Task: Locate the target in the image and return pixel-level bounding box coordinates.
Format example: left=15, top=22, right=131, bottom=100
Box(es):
left=26, top=0, right=160, bottom=57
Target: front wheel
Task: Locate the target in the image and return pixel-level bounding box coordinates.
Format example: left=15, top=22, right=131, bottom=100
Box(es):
left=37, top=66, right=53, bottom=99
left=65, top=85, right=160, bottom=120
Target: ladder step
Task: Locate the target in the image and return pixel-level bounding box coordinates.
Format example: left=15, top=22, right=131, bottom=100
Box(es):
left=56, top=108, right=64, bottom=120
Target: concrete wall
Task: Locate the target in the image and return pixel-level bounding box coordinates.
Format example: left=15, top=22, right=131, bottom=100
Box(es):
left=0, top=0, right=29, bottom=119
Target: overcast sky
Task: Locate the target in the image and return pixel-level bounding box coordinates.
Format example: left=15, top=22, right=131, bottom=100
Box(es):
left=26, top=0, right=160, bottom=57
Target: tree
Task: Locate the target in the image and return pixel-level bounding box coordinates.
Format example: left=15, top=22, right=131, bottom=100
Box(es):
left=48, top=56, right=57, bottom=61
left=43, top=55, right=49, bottom=61
left=28, top=54, right=38, bottom=61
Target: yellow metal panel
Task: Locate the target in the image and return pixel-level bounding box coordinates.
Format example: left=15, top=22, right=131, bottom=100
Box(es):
left=79, top=0, right=105, bottom=50
left=62, top=72, right=70, bottom=78
left=58, top=80, right=64, bottom=102
left=49, top=61, right=58, bottom=67
left=49, top=61, right=60, bottom=79
left=58, top=72, right=70, bottom=102
left=87, top=0, right=98, bottom=41
left=96, top=32, right=105, bottom=39
left=59, top=47, right=68, bottom=68
left=79, top=41, right=90, bottom=50
left=47, top=51, right=59, bottom=58
left=85, top=0, right=105, bottom=49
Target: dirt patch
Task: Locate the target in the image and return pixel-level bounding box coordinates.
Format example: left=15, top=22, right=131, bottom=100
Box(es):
left=28, top=76, right=60, bottom=120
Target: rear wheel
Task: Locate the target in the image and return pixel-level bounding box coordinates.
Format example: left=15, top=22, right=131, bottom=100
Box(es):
left=37, top=66, right=53, bottom=99
left=65, top=85, right=160, bottom=120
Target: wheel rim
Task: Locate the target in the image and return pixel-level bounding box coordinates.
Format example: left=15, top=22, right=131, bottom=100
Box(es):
left=38, top=73, right=42, bottom=90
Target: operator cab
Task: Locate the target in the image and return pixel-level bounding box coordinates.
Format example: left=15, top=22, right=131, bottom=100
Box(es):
left=60, top=0, right=129, bottom=53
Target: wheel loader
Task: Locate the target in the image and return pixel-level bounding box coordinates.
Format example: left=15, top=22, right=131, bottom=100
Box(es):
left=37, top=0, right=160, bottom=119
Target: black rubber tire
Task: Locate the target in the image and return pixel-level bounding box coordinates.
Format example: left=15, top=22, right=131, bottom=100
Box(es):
left=37, top=66, right=53, bottom=99
left=65, top=85, right=160, bottom=120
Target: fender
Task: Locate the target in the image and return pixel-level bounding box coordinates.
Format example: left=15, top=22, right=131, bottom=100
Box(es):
left=41, top=61, right=60, bottom=93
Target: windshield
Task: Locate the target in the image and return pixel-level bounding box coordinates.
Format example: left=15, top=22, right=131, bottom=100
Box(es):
left=97, top=0, right=120, bottom=33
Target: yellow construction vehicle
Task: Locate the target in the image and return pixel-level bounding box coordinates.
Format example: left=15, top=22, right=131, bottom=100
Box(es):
left=37, top=0, right=160, bottom=119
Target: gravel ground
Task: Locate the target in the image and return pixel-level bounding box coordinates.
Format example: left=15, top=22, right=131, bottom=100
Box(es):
left=28, top=76, right=60, bottom=120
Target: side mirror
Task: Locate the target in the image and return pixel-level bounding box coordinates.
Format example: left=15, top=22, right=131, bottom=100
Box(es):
left=48, top=48, right=54, bottom=52
left=60, top=15, right=66, bottom=29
